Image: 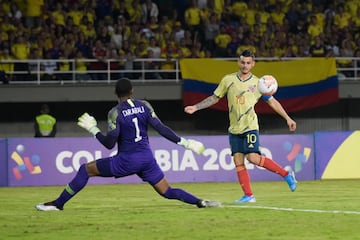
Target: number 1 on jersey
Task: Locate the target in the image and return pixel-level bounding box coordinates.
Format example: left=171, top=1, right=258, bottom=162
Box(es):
left=132, top=117, right=142, bottom=142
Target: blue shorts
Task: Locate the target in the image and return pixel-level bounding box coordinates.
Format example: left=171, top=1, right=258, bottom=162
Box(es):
left=229, top=130, right=261, bottom=155
left=96, top=151, right=164, bottom=186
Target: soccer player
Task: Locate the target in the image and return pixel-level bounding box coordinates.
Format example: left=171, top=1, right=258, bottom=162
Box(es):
left=184, top=49, right=297, bottom=203
left=36, top=78, right=221, bottom=211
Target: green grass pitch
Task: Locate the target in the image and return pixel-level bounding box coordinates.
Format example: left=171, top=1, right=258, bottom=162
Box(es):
left=1, top=180, right=360, bottom=240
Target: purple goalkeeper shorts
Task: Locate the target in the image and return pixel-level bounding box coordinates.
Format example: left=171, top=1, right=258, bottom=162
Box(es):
left=96, top=151, right=164, bottom=186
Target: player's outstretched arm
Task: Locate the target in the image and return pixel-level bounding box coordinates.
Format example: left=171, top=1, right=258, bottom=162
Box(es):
left=266, top=97, right=296, bottom=132
left=184, top=95, right=220, bottom=114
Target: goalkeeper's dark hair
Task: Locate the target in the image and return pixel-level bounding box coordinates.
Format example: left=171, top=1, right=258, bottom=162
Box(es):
left=239, top=49, right=255, bottom=59
left=115, top=78, right=133, bottom=97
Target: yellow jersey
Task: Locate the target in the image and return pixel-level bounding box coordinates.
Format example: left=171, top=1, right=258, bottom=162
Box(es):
left=214, top=72, right=265, bottom=134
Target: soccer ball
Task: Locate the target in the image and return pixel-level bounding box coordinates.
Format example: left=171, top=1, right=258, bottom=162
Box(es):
left=258, top=75, right=278, bottom=96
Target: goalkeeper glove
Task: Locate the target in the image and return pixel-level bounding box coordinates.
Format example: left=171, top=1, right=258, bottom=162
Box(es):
left=77, top=112, right=100, bottom=136
left=177, top=137, right=205, bottom=155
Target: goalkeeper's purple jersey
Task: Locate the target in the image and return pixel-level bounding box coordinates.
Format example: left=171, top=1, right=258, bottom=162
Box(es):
left=96, top=99, right=181, bottom=154
left=112, top=99, right=153, bottom=153
left=94, top=98, right=182, bottom=185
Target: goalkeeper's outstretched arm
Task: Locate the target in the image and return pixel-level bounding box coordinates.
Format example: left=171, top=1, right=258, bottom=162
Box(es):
left=77, top=112, right=117, bottom=149
left=148, top=116, right=181, bottom=143
left=149, top=116, right=205, bottom=155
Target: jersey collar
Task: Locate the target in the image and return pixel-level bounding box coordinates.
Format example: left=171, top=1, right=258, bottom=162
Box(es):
left=237, top=73, right=252, bottom=82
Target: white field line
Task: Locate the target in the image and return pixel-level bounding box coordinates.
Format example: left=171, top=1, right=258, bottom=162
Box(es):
left=225, top=205, right=360, bottom=215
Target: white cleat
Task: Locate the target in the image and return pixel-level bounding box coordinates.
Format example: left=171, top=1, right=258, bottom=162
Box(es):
left=198, top=199, right=222, bottom=208
left=35, top=202, right=63, bottom=211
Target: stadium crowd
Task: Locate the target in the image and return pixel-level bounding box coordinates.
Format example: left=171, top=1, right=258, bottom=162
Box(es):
left=0, top=0, right=359, bottom=82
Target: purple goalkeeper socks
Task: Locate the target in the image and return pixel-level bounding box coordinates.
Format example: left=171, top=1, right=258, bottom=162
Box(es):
left=163, top=187, right=199, bottom=205
left=55, top=164, right=89, bottom=207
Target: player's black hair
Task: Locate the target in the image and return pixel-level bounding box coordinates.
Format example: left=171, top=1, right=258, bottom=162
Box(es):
left=239, top=49, right=255, bottom=58
left=115, top=78, right=133, bottom=97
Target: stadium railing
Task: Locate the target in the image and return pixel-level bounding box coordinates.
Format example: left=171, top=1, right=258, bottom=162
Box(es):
left=0, top=57, right=359, bottom=84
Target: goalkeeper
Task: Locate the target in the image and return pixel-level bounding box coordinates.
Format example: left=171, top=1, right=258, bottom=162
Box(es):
left=36, top=78, right=221, bottom=211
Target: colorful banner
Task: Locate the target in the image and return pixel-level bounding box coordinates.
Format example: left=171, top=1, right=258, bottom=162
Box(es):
left=315, top=131, right=360, bottom=179
left=0, top=139, right=7, bottom=186
left=5, top=135, right=314, bottom=186
left=180, top=58, right=338, bottom=113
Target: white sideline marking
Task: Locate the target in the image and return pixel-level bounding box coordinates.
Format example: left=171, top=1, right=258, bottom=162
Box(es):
left=226, top=205, right=360, bottom=215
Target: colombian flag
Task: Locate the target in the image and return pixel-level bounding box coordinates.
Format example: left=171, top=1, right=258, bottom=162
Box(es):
left=180, top=58, right=339, bottom=114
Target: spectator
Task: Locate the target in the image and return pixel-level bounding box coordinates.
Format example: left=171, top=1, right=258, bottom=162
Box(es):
left=1, top=15, right=19, bottom=34
left=243, top=0, right=258, bottom=27
left=203, top=13, right=220, bottom=51
left=307, top=15, right=323, bottom=40
left=67, top=2, right=84, bottom=26
left=257, top=2, right=271, bottom=25
left=341, top=37, right=355, bottom=58
left=75, top=50, right=92, bottom=82
left=309, top=35, right=329, bottom=57
left=337, top=48, right=354, bottom=78
left=123, top=50, right=136, bottom=79
left=112, top=0, right=131, bottom=21
left=96, top=25, right=111, bottom=45
left=285, top=2, right=301, bottom=29
left=325, top=35, right=340, bottom=57
left=106, top=45, right=121, bottom=80
left=82, top=20, right=97, bottom=41
left=135, top=41, right=149, bottom=58
left=226, top=31, right=241, bottom=57
left=8, top=2, right=23, bottom=24
left=289, top=18, right=307, bottom=35
left=90, top=40, right=107, bottom=81
left=57, top=46, right=72, bottom=81
left=214, top=25, right=231, bottom=57
left=230, top=0, right=248, bottom=19
left=160, top=53, right=176, bottom=79
left=178, top=38, right=192, bottom=58
left=34, top=104, right=57, bottom=138
left=147, top=37, right=161, bottom=58
left=160, top=39, right=178, bottom=59
left=183, top=30, right=195, bottom=49
left=144, top=49, right=162, bottom=80
left=270, top=4, right=285, bottom=26
left=334, top=3, right=352, bottom=30
left=312, top=4, right=325, bottom=29
left=141, top=0, right=159, bottom=25
left=28, top=48, right=43, bottom=81
left=75, top=31, right=91, bottom=58
left=41, top=51, right=58, bottom=81
left=351, top=7, right=360, bottom=29
left=184, top=0, right=203, bottom=41
left=253, top=12, right=267, bottom=36
left=51, top=2, right=66, bottom=26
left=95, top=0, right=113, bottom=22
left=111, top=24, right=126, bottom=50
left=213, top=0, right=225, bottom=17
left=25, top=0, right=44, bottom=28
left=0, top=49, right=14, bottom=84
left=11, top=36, right=30, bottom=81
left=189, top=40, right=206, bottom=58
left=128, top=0, right=143, bottom=23
left=173, top=21, right=185, bottom=43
